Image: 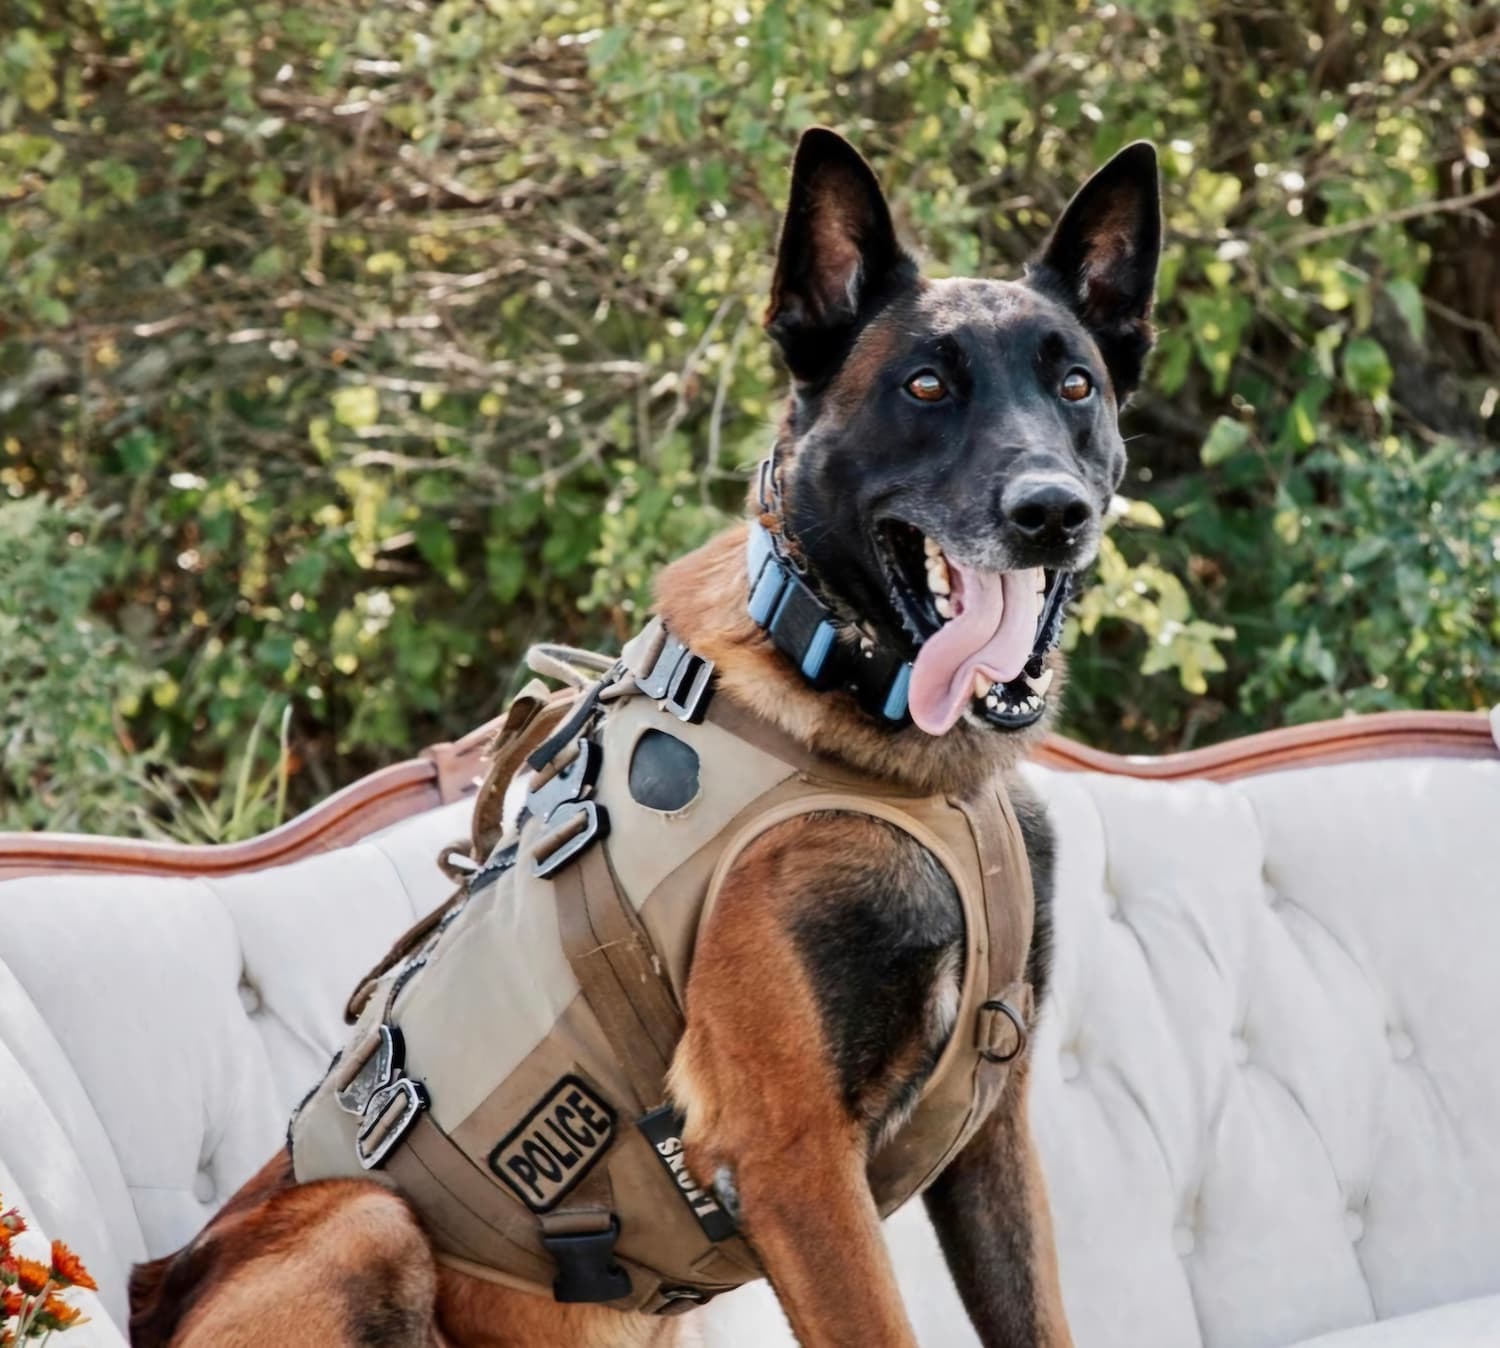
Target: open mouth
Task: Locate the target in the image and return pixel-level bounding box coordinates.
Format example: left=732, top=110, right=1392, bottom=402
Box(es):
left=875, top=519, right=1069, bottom=735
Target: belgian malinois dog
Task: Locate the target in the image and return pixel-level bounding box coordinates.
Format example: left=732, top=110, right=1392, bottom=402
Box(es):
left=129, top=128, right=1160, bottom=1347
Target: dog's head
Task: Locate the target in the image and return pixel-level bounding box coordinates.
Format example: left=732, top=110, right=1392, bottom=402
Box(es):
left=764, top=128, right=1161, bottom=738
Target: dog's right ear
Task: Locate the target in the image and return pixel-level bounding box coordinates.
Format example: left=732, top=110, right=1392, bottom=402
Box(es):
left=765, top=127, right=912, bottom=381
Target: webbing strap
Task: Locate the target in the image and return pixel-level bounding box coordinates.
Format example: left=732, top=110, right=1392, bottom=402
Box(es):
left=386, top=1114, right=554, bottom=1281
left=470, top=682, right=577, bottom=861
left=576, top=845, right=684, bottom=1065
left=552, top=859, right=672, bottom=1111
left=953, top=783, right=1035, bottom=1009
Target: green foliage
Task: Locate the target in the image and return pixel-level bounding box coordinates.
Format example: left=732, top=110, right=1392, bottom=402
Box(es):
left=0, top=498, right=157, bottom=831
left=1241, top=435, right=1499, bottom=724
left=1, top=0, right=1496, bottom=830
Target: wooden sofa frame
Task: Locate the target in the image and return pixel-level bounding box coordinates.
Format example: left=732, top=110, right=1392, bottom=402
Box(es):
left=2, top=710, right=1493, bottom=881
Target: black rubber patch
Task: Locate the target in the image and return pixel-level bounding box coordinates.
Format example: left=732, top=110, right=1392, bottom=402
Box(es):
left=637, top=1106, right=738, bottom=1241
left=628, top=729, right=700, bottom=811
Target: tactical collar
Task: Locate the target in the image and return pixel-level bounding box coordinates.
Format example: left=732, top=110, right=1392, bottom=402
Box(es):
left=744, top=455, right=1074, bottom=730
left=746, top=457, right=914, bottom=724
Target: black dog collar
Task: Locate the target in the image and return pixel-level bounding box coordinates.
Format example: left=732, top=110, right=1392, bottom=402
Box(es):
left=745, top=459, right=913, bottom=723
left=744, top=457, right=1077, bottom=729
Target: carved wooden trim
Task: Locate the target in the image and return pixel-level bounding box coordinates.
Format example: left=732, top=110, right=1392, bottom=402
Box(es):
left=1, top=710, right=1491, bottom=880
left=0, top=719, right=497, bottom=881
left=1030, top=709, right=1496, bottom=781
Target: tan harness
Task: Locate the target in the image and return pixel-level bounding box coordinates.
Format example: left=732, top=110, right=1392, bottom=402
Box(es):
left=289, top=618, right=1035, bottom=1314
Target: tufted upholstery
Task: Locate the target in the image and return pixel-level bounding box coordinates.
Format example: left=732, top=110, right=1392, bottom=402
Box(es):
left=2, top=750, right=1497, bottom=1347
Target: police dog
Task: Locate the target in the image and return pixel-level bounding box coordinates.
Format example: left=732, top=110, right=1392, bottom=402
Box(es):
left=130, top=129, right=1160, bottom=1348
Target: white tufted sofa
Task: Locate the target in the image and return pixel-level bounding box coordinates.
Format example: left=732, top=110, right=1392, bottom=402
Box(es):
left=2, top=712, right=1498, bottom=1347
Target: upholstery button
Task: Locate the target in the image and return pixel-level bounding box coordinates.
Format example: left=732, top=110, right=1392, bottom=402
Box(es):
left=1388, top=1029, right=1414, bottom=1061
left=1231, top=1035, right=1250, bottom=1066
left=193, top=1171, right=216, bottom=1204
left=238, top=979, right=262, bottom=1015
left=1058, top=1050, right=1081, bottom=1082
left=1172, top=1225, right=1195, bottom=1257
left=1344, top=1209, right=1365, bottom=1242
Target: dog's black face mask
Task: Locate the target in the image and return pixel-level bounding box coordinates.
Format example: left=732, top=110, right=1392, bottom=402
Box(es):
left=764, top=129, right=1162, bottom=736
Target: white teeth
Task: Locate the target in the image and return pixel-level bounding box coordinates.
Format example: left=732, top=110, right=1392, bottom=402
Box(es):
left=973, top=671, right=992, bottom=699
left=927, top=556, right=951, bottom=595
left=923, top=535, right=942, bottom=558
left=934, top=594, right=953, bottom=620
left=1024, top=667, right=1054, bottom=697
left=985, top=692, right=999, bottom=709
left=1026, top=694, right=1042, bottom=711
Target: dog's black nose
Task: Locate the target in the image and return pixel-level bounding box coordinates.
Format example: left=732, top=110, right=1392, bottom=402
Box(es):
left=1002, top=475, right=1093, bottom=544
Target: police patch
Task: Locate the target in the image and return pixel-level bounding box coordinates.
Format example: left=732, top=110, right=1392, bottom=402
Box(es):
left=488, top=1075, right=616, bottom=1212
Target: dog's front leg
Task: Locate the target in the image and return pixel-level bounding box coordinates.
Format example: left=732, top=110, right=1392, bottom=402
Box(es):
left=671, top=818, right=920, bottom=1348
left=923, top=1061, right=1074, bottom=1348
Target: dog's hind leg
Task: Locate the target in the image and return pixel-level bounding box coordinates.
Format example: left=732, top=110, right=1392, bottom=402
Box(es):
left=131, top=1177, right=441, bottom=1348
left=923, top=1057, right=1074, bottom=1348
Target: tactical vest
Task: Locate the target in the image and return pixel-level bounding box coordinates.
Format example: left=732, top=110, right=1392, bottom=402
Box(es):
left=289, top=617, right=1035, bottom=1316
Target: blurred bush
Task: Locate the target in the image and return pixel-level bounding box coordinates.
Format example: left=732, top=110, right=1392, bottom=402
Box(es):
left=1, top=0, right=1496, bottom=835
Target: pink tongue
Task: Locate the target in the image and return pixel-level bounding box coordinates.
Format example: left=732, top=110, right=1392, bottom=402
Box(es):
left=908, top=565, right=1041, bottom=735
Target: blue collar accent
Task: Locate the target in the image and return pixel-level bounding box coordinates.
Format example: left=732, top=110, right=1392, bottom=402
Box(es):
left=745, top=519, right=913, bottom=724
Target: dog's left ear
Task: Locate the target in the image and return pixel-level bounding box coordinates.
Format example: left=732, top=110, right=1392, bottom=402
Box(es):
left=766, top=127, right=914, bottom=381
left=1030, top=141, right=1162, bottom=402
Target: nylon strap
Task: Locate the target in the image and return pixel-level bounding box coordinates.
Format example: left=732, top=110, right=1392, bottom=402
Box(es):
left=386, top=1114, right=554, bottom=1281
left=952, top=783, right=1035, bottom=1068
left=552, top=858, right=672, bottom=1111
left=471, top=681, right=578, bottom=861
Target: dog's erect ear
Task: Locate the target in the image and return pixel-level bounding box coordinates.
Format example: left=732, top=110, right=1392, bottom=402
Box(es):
left=1031, top=141, right=1162, bottom=402
left=765, top=127, right=912, bottom=381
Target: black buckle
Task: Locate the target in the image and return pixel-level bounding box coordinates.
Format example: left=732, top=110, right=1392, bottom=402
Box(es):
left=355, top=1077, right=428, bottom=1170
left=335, top=1023, right=404, bottom=1116
left=530, top=798, right=610, bottom=878
left=635, top=633, right=714, bottom=723
left=525, top=737, right=601, bottom=822
left=543, top=1220, right=633, bottom=1303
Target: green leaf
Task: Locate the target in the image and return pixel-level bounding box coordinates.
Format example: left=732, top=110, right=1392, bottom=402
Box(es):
left=1201, top=416, right=1252, bottom=466
left=1342, top=336, right=1393, bottom=399
left=331, top=386, right=379, bottom=430
left=164, top=248, right=206, bottom=289
left=1386, top=278, right=1425, bottom=344
left=415, top=516, right=458, bottom=576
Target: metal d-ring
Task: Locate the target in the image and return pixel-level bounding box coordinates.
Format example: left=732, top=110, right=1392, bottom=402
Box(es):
left=978, top=998, right=1028, bottom=1065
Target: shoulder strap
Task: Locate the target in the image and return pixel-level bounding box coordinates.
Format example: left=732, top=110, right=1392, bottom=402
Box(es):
left=470, top=678, right=580, bottom=861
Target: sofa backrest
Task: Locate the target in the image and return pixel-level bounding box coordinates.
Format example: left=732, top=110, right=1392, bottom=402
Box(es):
left=1, top=715, right=1496, bottom=1348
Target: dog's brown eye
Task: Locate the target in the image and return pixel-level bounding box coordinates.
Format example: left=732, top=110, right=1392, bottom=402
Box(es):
left=906, top=371, right=947, bottom=402
left=1060, top=369, right=1093, bottom=402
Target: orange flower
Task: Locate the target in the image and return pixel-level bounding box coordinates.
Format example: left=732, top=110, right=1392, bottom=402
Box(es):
left=0, top=1285, right=20, bottom=1316
left=49, top=1241, right=96, bottom=1292
left=0, top=1209, right=24, bottom=1237
left=34, top=1291, right=84, bottom=1329
left=13, top=1257, right=50, bottom=1296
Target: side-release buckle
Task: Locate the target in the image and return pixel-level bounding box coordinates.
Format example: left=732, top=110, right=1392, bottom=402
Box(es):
left=530, top=798, right=611, bottom=878
left=541, top=1218, right=633, bottom=1303
left=355, top=1077, right=428, bottom=1170
left=635, top=632, right=714, bottom=723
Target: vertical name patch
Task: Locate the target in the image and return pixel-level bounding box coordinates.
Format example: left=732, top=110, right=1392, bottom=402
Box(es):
left=488, top=1076, right=615, bottom=1212
left=637, top=1106, right=738, bottom=1241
